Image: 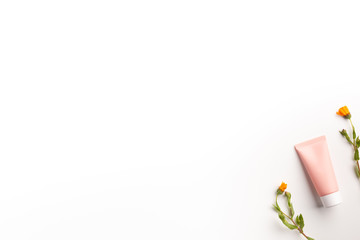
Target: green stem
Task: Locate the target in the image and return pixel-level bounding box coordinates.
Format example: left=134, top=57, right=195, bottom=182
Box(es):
left=276, top=195, right=311, bottom=240
left=350, top=118, right=355, bottom=130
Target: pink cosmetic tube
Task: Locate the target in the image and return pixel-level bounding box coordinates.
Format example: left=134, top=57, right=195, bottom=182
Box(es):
left=295, top=136, right=342, bottom=208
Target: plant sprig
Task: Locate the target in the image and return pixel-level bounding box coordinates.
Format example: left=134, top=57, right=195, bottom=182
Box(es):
left=273, top=182, right=315, bottom=240
left=337, top=106, right=360, bottom=177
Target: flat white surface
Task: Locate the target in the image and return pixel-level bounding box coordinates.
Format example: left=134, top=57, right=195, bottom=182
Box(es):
left=1, top=1, right=360, bottom=239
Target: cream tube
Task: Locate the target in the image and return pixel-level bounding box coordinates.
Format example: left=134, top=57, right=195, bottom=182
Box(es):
left=295, top=136, right=342, bottom=208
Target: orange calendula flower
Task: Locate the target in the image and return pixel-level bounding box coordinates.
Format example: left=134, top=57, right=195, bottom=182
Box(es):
left=337, top=106, right=351, bottom=119
left=278, top=182, right=287, bottom=192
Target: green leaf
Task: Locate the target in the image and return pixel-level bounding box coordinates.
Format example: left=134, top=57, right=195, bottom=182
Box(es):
left=285, top=192, right=291, bottom=204
left=340, top=129, right=347, bottom=136
left=356, top=136, right=360, bottom=148
left=307, top=237, right=315, bottom=240
left=353, top=127, right=356, bottom=140
left=279, top=214, right=297, bottom=230
left=284, top=192, right=295, bottom=218
left=296, top=215, right=301, bottom=225
left=289, top=203, right=295, bottom=218
left=295, top=214, right=305, bottom=229
left=298, top=214, right=304, bottom=230
left=355, top=166, right=360, bottom=178
left=273, top=204, right=281, bottom=214
left=340, top=129, right=353, bottom=145
left=355, top=149, right=359, bottom=161
left=283, top=220, right=298, bottom=230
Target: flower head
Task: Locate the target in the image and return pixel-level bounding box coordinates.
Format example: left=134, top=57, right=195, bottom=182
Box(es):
left=337, top=106, right=351, bottom=119
left=279, top=182, right=287, bottom=192
left=277, top=182, right=287, bottom=194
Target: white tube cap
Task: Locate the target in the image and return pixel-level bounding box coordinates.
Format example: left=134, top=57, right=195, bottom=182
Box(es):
left=320, top=191, right=342, bottom=208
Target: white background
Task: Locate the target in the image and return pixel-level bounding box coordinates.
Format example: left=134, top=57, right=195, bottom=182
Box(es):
left=1, top=1, right=360, bottom=239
